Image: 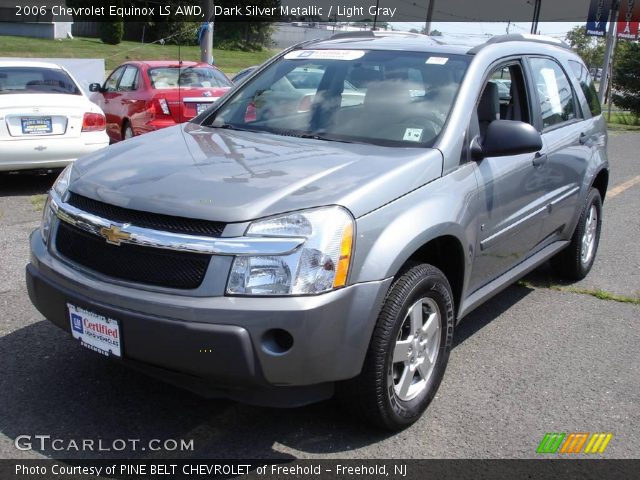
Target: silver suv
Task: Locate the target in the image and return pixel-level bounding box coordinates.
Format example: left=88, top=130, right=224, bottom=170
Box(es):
left=27, top=33, right=608, bottom=430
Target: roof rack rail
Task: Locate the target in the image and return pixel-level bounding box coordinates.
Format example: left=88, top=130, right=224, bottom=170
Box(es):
left=328, top=30, right=427, bottom=40
left=468, top=33, right=570, bottom=53
left=329, top=31, right=374, bottom=40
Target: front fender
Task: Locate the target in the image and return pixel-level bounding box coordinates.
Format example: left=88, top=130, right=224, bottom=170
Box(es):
left=350, top=163, right=479, bottom=286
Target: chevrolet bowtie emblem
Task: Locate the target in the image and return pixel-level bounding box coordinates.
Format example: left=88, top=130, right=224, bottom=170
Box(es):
left=99, top=225, right=131, bottom=246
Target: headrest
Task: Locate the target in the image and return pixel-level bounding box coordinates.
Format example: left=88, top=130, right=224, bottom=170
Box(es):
left=364, top=80, right=411, bottom=110
left=349, top=66, right=383, bottom=88
left=478, top=82, right=500, bottom=123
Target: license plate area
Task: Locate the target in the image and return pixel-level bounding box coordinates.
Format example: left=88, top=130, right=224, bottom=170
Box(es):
left=21, top=117, right=53, bottom=134
left=68, top=303, right=122, bottom=357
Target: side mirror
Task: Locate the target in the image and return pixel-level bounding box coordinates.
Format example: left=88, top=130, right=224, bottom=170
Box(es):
left=88, top=83, right=102, bottom=92
left=472, top=120, right=542, bottom=160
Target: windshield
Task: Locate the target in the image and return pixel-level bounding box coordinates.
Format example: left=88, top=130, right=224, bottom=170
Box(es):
left=0, top=67, right=81, bottom=95
left=203, top=49, right=470, bottom=146
left=148, top=66, right=232, bottom=90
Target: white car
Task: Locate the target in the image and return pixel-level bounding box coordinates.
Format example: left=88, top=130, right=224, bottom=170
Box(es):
left=0, top=60, right=109, bottom=172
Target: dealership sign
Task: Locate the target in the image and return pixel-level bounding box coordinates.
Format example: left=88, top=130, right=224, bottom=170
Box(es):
left=586, top=0, right=612, bottom=36
left=617, top=0, right=640, bottom=39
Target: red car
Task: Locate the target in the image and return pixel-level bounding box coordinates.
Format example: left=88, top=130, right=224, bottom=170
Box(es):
left=89, top=61, right=232, bottom=142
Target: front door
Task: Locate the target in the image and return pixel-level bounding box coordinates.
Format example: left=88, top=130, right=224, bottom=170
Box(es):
left=469, top=62, right=547, bottom=291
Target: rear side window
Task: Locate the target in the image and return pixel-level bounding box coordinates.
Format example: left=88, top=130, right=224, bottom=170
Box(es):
left=148, top=67, right=232, bottom=89
left=569, top=60, right=602, bottom=117
left=529, top=58, right=577, bottom=129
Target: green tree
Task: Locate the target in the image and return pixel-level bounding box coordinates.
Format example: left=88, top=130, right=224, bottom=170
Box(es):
left=612, top=41, right=640, bottom=116
left=565, top=25, right=604, bottom=70
left=100, top=21, right=124, bottom=45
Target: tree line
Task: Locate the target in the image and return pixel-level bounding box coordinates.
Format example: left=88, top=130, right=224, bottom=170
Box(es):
left=67, top=0, right=279, bottom=51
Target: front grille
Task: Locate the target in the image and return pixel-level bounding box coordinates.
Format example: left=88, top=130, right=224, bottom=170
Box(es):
left=56, top=222, right=210, bottom=289
left=67, top=193, right=225, bottom=237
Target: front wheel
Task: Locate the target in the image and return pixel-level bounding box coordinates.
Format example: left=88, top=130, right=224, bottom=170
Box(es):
left=551, top=188, right=602, bottom=280
left=340, top=264, right=455, bottom=430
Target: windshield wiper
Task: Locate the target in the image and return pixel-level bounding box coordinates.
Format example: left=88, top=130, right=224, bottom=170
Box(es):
left=209, top=122, right=259, bottom=133
left=298, top=132, right=353, bottom=144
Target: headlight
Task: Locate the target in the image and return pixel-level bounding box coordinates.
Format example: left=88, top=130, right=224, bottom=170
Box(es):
left=52, top=164, right=73, bottom=199
left=227, top=206, right=354, bottom=296
left=41, top=164, right=73, bottom=244
left=40, top=195, right=53, bottom=244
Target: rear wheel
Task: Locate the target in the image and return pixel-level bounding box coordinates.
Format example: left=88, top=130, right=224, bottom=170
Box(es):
left=340, top=264, right=454, bottom=430
left=551, top=188, right=602, bottom=280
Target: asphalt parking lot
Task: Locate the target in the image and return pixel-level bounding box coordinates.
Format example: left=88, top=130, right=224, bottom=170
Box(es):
left=0, top=132, right=638, bottom=461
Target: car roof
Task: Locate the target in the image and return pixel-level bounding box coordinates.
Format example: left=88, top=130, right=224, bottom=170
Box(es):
left=123, top=60, right=214, bottom=68
left=308, top=33, right=472, bottom=55
left=0, top=60, right=64, bottom=69
left=302, top=32, right=571, bottom=57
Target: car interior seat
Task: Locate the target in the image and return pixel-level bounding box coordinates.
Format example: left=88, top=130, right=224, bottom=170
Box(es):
left=478, top=82, right=500, bottom=137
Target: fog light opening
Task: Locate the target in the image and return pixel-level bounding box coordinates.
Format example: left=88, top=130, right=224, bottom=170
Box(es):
left=262, top=329, right=294, bottom=355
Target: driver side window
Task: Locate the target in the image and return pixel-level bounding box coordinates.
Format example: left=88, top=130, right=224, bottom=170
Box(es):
left=103, top=66, right=124, bottom=92
left=477, top=62, right=530, bottom=138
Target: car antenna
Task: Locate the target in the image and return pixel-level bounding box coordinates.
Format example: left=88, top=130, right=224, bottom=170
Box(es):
left=178, top=39, right=182, bottom=120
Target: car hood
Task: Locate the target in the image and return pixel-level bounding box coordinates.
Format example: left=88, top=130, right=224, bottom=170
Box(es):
left=69, top=123, right=443, bottom=223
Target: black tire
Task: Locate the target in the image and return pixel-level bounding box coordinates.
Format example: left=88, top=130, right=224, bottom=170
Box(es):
left=551, top=188, right=602, bottom=281
left=340, top=264, right=455, bottom=430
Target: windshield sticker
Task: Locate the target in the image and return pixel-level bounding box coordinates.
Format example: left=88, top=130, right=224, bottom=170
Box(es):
left=284, top=50, right=366, bottom=61
left=403, top=128, right=423, bottom=142
left=426, top=56, right=449, bottom=65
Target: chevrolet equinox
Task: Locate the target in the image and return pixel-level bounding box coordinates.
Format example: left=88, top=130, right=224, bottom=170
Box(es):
left=27, top=32, right=609, bottom=430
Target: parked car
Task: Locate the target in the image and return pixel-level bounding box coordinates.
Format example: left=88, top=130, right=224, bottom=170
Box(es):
left=231, top=65, right=257, bottom=84
left=250, top=66, right=365, bottom=120
left=0, top=60, right=108, bottom=172
left=28, top=32, right=608, bottom=430
left=89, top=61, right=232, bottom=143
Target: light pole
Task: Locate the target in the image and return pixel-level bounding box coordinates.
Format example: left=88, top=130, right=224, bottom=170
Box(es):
left=530, top=0, right=541, bottom=34
left=599, top=0, right=620, bottom=104
left=425, top=0, right=435, bottom=35
left=200, top=1, right=214, bottom=64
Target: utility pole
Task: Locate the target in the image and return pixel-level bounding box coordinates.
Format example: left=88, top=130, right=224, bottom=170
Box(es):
left=425, top=0, right=435, bottom=35
left=599, top=0, right=620, bottom=104
left=200, top=0, right=214, bottom=64
left=530, top=0, right=541, bottom=34
left=373, top=0, right=379, bottom=30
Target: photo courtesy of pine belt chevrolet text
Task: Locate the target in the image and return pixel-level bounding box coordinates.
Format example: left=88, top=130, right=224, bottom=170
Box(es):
left=26, top=31, right=609, bottom=430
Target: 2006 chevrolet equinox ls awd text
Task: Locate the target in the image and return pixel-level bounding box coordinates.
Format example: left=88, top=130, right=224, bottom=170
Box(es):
left=27, top=32, right=609, bottom=430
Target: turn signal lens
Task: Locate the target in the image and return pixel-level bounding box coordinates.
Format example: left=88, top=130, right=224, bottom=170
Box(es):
left=333, top=222, right=353, bottom=288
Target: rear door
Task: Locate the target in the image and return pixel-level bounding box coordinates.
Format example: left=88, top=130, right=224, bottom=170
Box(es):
left=526, top=57, right=591, bottom=243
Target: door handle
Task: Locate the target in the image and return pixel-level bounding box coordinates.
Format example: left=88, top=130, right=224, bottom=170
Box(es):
left=532, top=152, right=547, bottom=167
